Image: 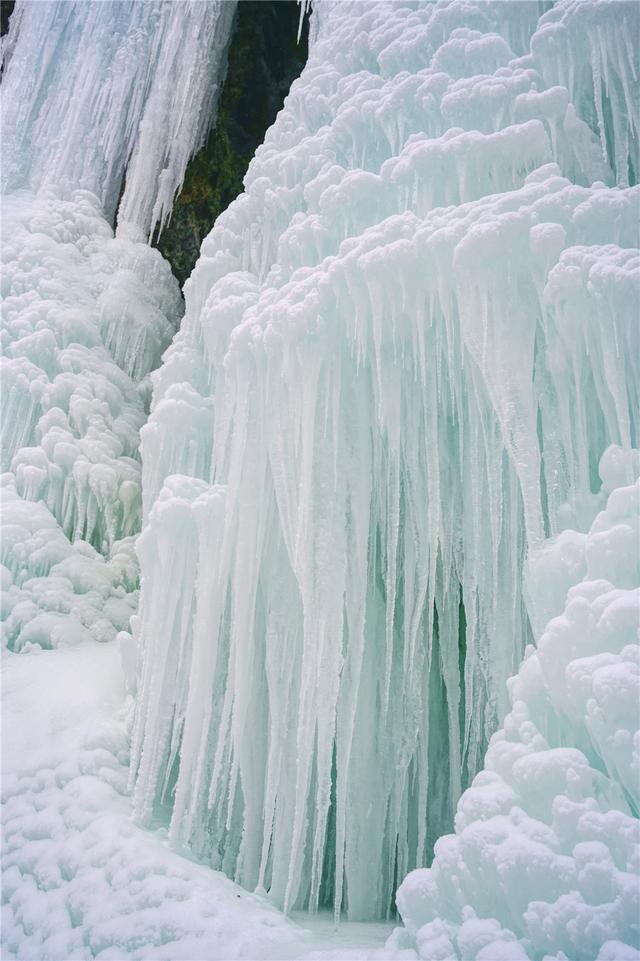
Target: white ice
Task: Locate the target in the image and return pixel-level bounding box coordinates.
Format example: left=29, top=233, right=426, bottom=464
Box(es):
left=1, top=0, right=236, bottom=654
left=1, top=0, right=237, bottom=238
left=395, top=446, right=640, bottom=960
left=131, top=0, right=639, bottom=931
left=1, top=0, right=639, bottom=957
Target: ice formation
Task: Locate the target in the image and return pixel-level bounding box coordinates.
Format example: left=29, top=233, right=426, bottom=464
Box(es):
left=1, top=642, right=319, bottom=961
left=1, top=2, right=236, bottom=651
left=395, top=447, right=640, bottom=960
left=1, top=0, right=237, bottom=238
left=1, top=191, right=181, bottom=541
left=0, top=188, right=181, bottom=657
left=130, top=0, right=640, bottom=929
left=1, top=0, right=639, bottom=954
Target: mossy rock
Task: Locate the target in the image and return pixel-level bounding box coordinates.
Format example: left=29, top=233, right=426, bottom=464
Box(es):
left=156, top=1, right=309, bottom=286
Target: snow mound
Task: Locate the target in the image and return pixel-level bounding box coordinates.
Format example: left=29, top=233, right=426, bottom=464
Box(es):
left=395, top=452, right=640, bottom=960
left=1, top=643, right=308, bottom=961
left=132, top=0, right=639, bottom=922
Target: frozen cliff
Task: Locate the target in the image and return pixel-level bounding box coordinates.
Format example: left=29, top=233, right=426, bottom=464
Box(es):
left=1, top=1, right=236, bottom=651
left=129, top=0, right=639, bottom=941
left=1, top=0, right=638, bottom=957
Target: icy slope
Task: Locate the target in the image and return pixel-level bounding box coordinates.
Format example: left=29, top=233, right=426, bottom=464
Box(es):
left=131, top=0, right=640, bottom=923
left=395, top=446, right=640, bottom=960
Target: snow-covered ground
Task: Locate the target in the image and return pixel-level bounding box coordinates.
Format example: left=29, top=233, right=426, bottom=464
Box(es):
left=1, top=640, right=405, bottom=960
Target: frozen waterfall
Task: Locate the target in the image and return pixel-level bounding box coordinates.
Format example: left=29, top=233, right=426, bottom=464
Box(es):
left=1, top=0, right=236, bottom=238
left=1, top=2, right=235, bottom=648
left=130, top=0, right=640, bottom=929
left=1, top=0, right=638, bottom=955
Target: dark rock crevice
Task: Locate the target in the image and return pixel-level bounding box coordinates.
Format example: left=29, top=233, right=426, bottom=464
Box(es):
left=0, top=0, right=14, bottom=37
left=155, top=1, right=310, bottom=286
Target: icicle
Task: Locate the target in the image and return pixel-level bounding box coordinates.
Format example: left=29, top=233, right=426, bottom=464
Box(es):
left=130, top=0, right=640, bottom=926
left=1, top=0, right=237, bottom=238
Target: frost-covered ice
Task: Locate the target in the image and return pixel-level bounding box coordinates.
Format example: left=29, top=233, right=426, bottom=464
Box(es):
left=0, top=189, right=179, bottom=653
left=1, top=190, right=181, bottom=538
left=1, top=0, right=236, bottom=238
left=1, top=478, right=138, bottom=651
left=1, top=0, right=235, bottom=653
left=395, top=447, right=640, bottom=960
left=2, top=0, right=640, bottom=956
left=131, top=0, right=640, bottom=927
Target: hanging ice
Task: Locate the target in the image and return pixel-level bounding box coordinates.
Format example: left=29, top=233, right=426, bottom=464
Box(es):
left=1, top=2, right=236, bottom=650
left=1, top=0, right=237, bottom=238
left=0, top=190, right=179, bottom=652
left=394, top=446, right=640, bottom=960
left=130, top=0, right=639, bottom=925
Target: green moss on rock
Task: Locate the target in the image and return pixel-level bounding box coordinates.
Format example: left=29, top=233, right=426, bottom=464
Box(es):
left=156, top=1, right=309, bottom=286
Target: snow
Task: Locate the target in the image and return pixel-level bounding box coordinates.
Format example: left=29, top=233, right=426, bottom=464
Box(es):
left=131, top=0, right=640, bottom=927
left=396, top=457, right=640, bottom=960
left=1, top=0, right=639, bottom=957
left=3, top=640, right=392, bottom=961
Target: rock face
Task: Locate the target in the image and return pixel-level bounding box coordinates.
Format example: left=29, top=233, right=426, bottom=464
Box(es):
left=156, top=2, right=310, bottom=285
left=1, top=1, right=14, bottom=37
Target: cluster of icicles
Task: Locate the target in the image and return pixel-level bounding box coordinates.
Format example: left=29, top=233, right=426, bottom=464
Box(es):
left=130, top=0, right=639, bottom=923
left=1, top=3, right=235, bottom=646
left=1, top=0, right=236, bottom=239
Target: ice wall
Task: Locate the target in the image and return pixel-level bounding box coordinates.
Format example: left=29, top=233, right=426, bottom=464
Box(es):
left=395, top=446, right=640, bottom=960
left=130, top=0, right=639, bottom=922
left=1, top=2, right=236, bottom=650
left=1, top=0, right=237, bottom=238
